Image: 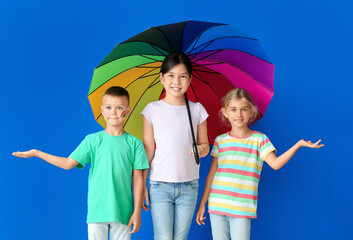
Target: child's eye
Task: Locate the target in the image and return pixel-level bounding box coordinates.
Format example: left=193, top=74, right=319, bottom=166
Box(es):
left=242, top=109, right=247, bottom=112
left=106, top=106, right=111, bottom=110
left=168, top=74, right=173, bottom=77
left=117, top=107, right=122, bottom=110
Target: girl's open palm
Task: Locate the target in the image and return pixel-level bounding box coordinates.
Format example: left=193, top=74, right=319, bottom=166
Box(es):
left=300, top=139, right=324, bottom=148
left=12, top=149, right=37, bottom=158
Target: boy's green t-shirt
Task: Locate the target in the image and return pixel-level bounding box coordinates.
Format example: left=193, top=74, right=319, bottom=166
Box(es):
left=69, top=131, right=149, bottom=224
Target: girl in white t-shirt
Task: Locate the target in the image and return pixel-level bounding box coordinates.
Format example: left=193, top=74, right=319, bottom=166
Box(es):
left=141, top=52, right=209, bottom=240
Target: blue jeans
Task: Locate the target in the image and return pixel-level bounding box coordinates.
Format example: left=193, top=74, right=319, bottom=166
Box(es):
left=209, top=213, right=251, bottom=240
left=149, top=180, right=199, bottom=240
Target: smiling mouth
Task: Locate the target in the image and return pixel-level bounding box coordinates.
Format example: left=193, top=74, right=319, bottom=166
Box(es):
left=171, top=87, right=181, bottom=91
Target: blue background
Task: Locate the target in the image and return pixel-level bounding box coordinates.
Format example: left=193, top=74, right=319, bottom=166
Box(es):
left=2, top=0, right=352, bottom=239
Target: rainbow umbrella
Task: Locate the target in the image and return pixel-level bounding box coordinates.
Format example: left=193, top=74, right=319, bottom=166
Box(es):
left=88, top=20, right=274, bottom=144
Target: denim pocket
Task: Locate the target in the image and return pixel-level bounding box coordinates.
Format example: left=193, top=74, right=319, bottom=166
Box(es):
left=186, top=180, right=199, bottom=191
left=149, top=180, right=164, bottom=189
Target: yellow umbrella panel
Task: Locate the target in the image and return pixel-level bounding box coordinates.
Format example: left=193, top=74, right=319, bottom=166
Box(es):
left=88, top=55, right=165, bottom=140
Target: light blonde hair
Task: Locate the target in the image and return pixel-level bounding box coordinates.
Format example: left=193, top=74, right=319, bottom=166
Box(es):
left=221, top=88, right=258, bottom=124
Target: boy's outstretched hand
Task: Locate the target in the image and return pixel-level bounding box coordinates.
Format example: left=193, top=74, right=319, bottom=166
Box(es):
left=128, top=211, right=141, bottom=234
left=299, top=139, right=324, bottom=148
left=12, top=149, right=37, bottom=158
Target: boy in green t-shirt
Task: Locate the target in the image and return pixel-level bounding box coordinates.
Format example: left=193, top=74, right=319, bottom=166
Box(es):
left=12, top=86, right=149, bottom=240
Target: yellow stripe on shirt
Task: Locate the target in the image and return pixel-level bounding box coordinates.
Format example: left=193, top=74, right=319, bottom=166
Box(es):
left=218, top=159, right=263, bottom=170
left=209, top=202, right=257, bottom=213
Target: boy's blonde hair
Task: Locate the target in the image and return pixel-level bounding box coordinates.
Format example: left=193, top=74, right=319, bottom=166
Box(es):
left=221, top=88, right=258, bottom=124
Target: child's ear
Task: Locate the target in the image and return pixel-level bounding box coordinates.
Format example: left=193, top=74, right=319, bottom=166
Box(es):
left=250, top=107, right=256, bottom=119
left=100, top=105, right=103, bottom=113
left=221, top=108, right=228, bottom=119
left=249, top=109, right=254, bottom=118
left=159, top=73, right=164, bottom=84
left=125, top=107, right=132, bottom=116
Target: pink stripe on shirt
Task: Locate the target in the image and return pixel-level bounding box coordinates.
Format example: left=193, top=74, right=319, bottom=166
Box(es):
left=217, top=168, right=260, bottom=179
left=219, top=146, right=260, bottom=157
left=209, top=210, right=257, bottom=219
left=210, top=189, right=258, bottom=200
left=259, top=138, right=271, bottom=148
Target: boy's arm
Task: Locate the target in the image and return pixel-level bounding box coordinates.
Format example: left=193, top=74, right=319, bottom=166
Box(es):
left=128, top=169, right=144, bottom=234
left=265, top=139, right=324, bottom=170
left=12, top=149, right=79, bottom=170
left=142, top=169, right=149, bottom=211
left=142, top=116, right=155, bottom=210
left=196, top=156, right=218, bottom=226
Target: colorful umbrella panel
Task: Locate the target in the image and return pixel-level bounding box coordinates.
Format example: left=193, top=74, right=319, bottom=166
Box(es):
left=88, top=20, right=275, bottom=144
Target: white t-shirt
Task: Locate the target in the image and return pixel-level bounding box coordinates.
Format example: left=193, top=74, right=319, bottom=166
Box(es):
left=141, top=100, right=209, bottom=182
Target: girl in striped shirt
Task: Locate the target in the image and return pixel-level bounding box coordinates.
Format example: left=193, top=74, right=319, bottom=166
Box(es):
left=196, top=88, right=323, bottom=240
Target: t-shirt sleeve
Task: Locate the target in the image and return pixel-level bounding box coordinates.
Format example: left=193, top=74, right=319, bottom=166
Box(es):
left=210, top=137, right=220, bottom=157
left=141, top=103, right=153, bottom=125
left=196, top=102, right=209, bottom=125
left=133, top=138, right=150, bottom=170
left=69, top=136, right=92, bottom=169
left=259, top=134, right=276, bottom=161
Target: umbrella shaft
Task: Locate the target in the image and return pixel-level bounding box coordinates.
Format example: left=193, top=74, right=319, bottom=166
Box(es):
left=185, top=93, right=200, bottom=165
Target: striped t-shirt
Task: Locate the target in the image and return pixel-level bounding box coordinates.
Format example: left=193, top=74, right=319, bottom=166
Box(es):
left=208, top=131, right=276, bottom=218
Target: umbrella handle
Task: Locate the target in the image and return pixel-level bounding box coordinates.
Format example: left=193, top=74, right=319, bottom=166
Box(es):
left=193, top=142, right=200, bottom=165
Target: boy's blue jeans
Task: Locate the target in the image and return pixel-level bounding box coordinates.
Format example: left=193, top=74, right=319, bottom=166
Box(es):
left=88, top=222, right=130, bottom=240
left=209, top=213, right=251, bottom=240
left=149, top=180, right=198, bottom=240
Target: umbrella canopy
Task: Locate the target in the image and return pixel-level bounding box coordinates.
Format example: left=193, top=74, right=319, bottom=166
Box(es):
left=88, top=20, right=274, bottom=144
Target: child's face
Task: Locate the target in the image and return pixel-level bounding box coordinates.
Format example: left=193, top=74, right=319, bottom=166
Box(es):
left=101, top=95, right=130, bottom=128
left=160, top=63, right=191, bottom=98
left=222, top=98, right=253, bottom=129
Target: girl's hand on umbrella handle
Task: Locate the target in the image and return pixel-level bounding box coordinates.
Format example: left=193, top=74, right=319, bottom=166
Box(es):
left=142, top=186, right=149, bottom=211
left=190, top=145, right=208, bottom=157
left=299, top=139, right=324, bottom=149
left=12, top=149, right=38, bottom=158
